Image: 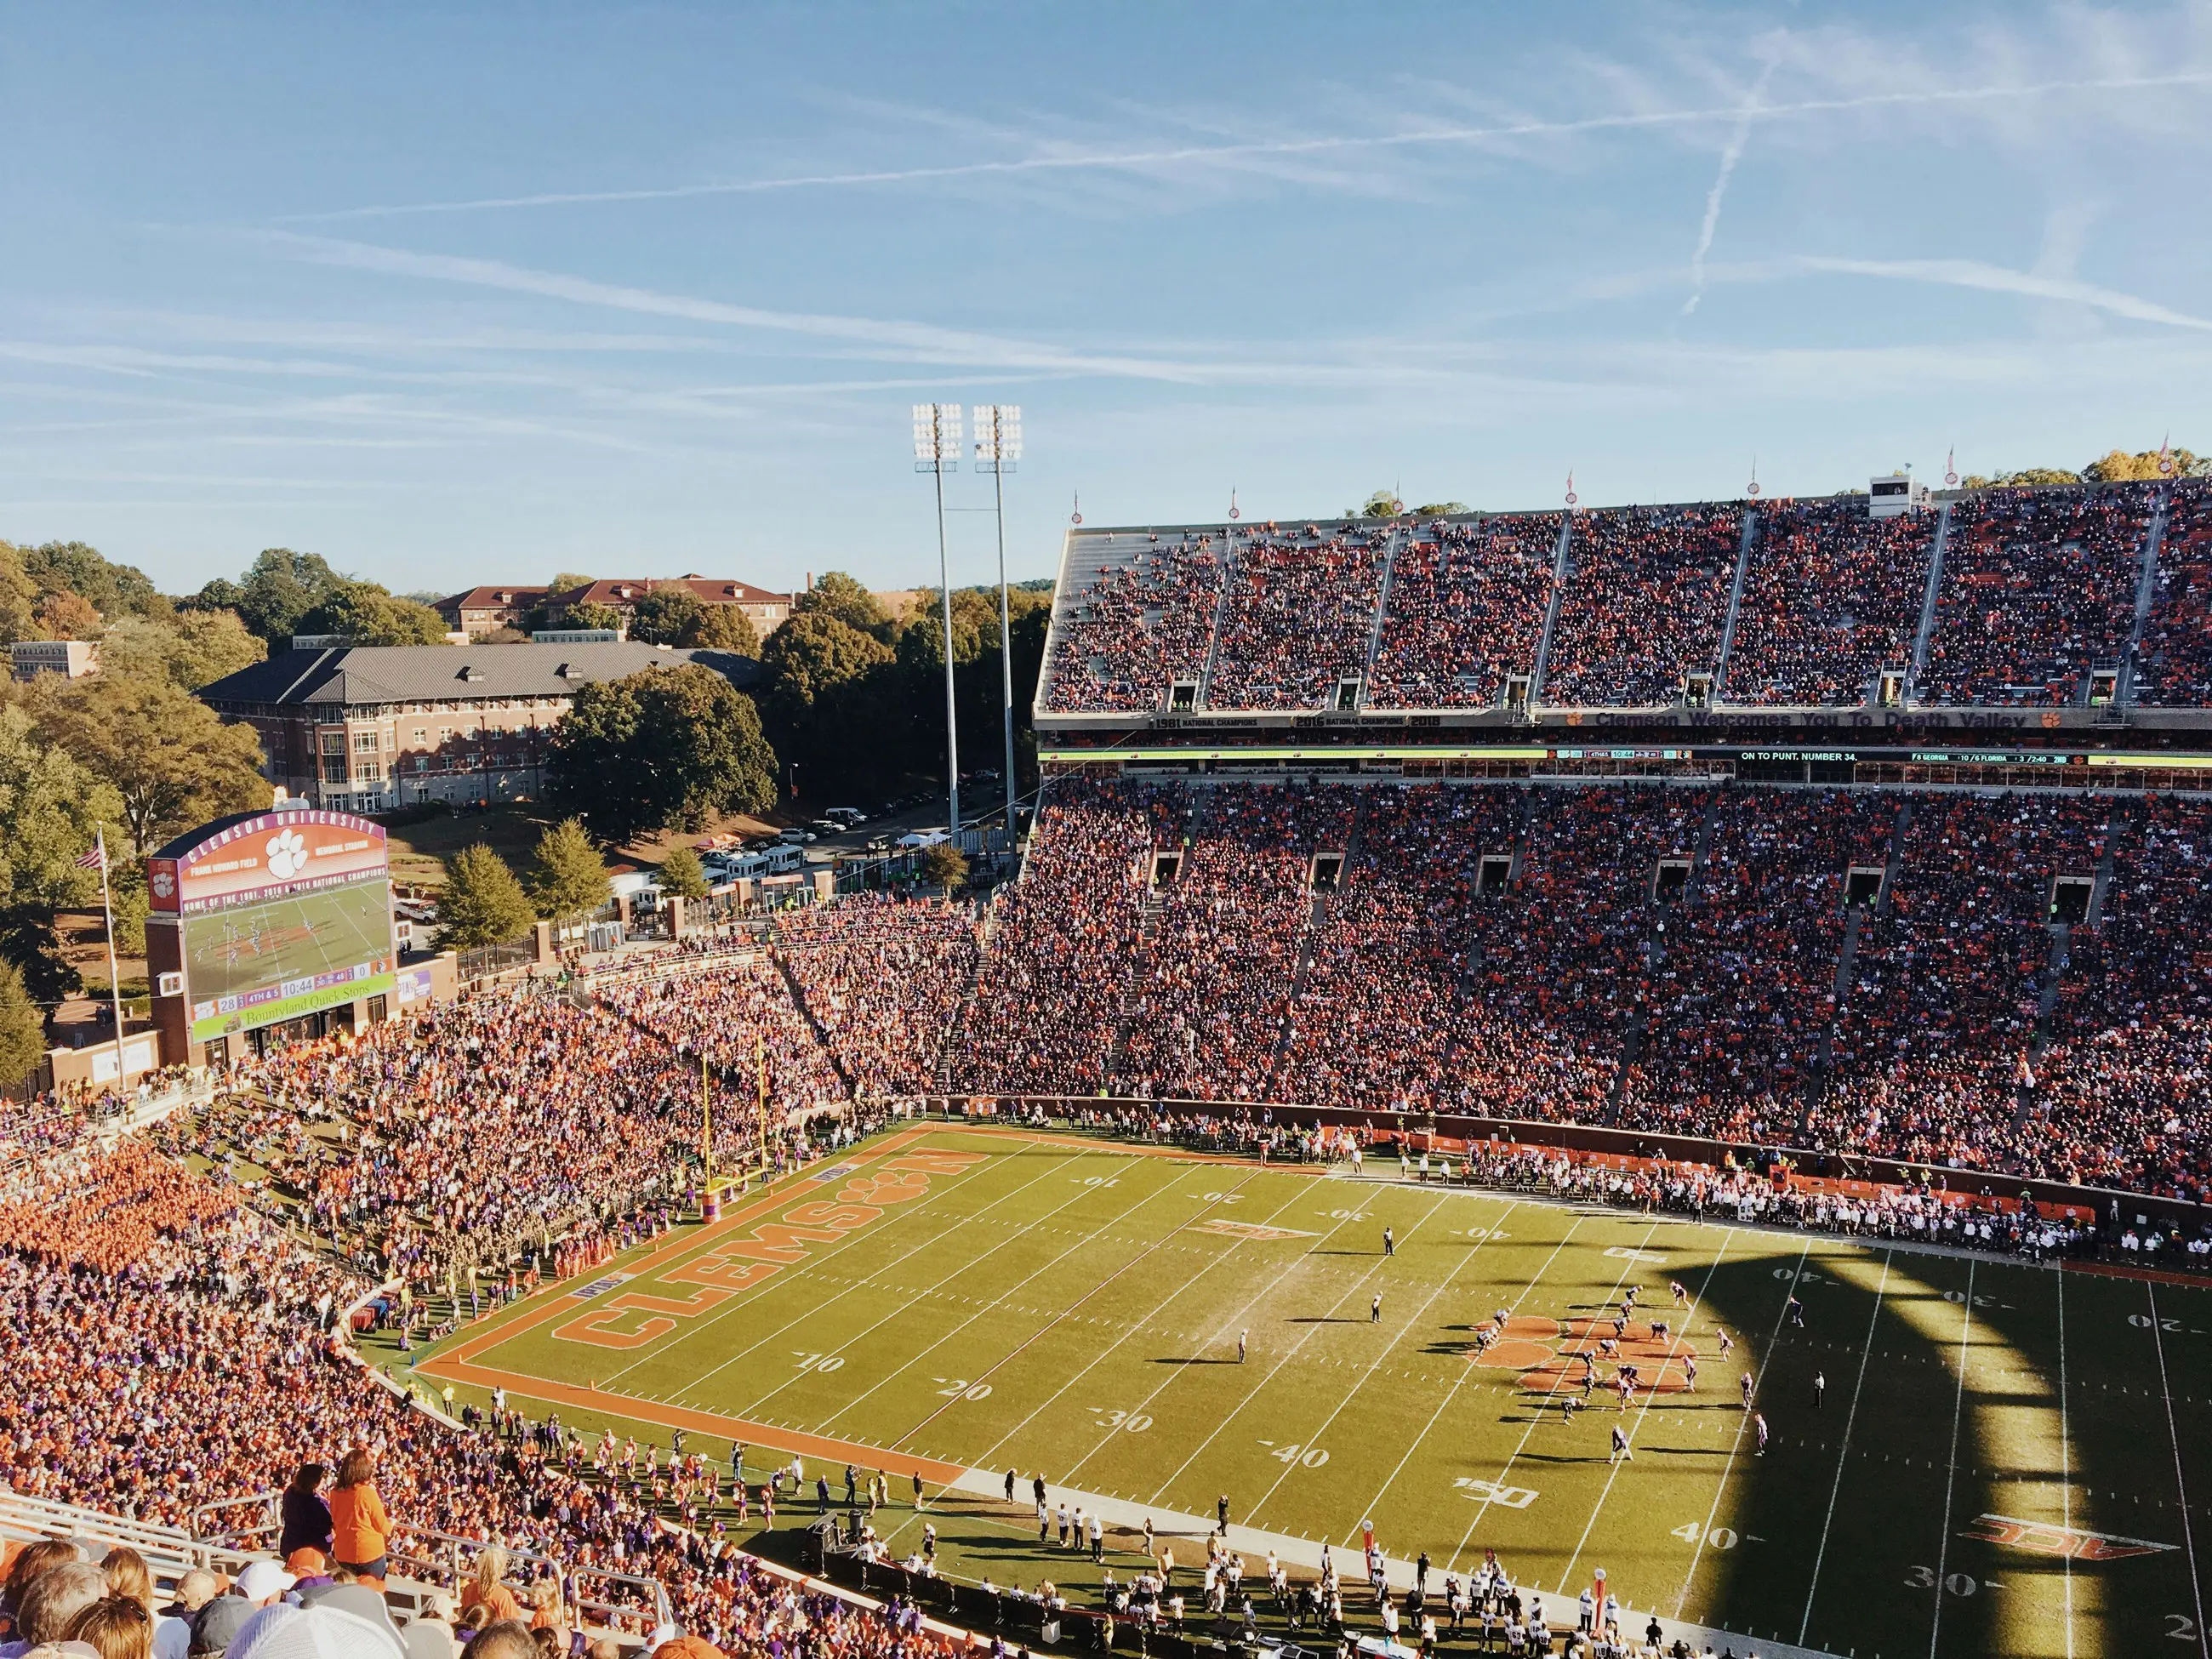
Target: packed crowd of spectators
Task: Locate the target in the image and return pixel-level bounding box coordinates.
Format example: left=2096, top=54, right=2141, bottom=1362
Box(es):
left=1364, top=516, right=1559, bottom=708
left=960, top=777, right=2207, bottom=1200
left=1540, top=505, right=1742, bottom=707
left=1920, top=483, right=2154, bottom=705
left=607, top=959, right=850, bottom=1123
left=1721, top=498, right=1936, bottom=705
left=2138, top=481, right=2212, bottom=706
left=1807, top=794, right=2111, bottom=1169
left=0, top=1137, right=972, bottom=1659
left=951, top=777, right=1155, bottom=1097
left=1622, top=790, right=1897, bottom=1137
left=225, top=989, right=705, bottom=1288
left=1204, top=526, right=1389, bottom=710
left=1115, top=784, right=1356, bottom=1100
left=1039, top=533, right=1223, bottom=714
left=772, top=897, right=981, bottom=1098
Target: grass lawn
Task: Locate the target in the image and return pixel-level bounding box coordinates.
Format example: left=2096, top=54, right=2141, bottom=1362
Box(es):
left=387, top=1126, right=2212, bottom=1659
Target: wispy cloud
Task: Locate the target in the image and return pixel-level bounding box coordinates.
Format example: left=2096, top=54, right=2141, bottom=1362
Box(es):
left=254, top=233, right=1241, bottom=382
left=1787, top=255, right=2212, bottom=332
left=273, top=71, right=2212, bottom=223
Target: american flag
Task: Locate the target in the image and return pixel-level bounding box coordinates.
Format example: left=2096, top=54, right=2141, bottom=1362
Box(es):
left=74, top=841, right=105, bottom=872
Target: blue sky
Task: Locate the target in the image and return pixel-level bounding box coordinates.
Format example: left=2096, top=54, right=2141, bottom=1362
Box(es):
left=5, top=2, right=2211, bottom=598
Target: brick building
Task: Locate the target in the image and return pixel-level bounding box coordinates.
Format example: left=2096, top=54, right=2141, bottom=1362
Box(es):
left=433, top=584, right=550, bottom=638
left=544, top=576, right=795, bottom=634
left=196, top=641, right=759, bottom=814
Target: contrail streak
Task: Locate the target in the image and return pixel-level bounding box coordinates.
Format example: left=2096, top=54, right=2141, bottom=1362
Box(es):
left=1684, top=55, right=1781, bottom=316
left=276, top=71, right=2212, bottom=223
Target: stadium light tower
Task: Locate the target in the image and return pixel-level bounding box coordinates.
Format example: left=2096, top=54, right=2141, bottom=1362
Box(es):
left=972, top=404, right=1022, bottom=855
left=913, top=402, right=963, bottom=836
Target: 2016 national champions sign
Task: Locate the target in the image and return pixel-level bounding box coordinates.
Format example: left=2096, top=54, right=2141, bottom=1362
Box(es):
left=148, top=808, right=397, bottom=1044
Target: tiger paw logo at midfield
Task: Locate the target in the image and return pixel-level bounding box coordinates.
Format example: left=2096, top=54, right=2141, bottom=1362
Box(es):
left=264, top=828, right=308, bottom=881
left=1470, top=1314, right=1700, bottom=1394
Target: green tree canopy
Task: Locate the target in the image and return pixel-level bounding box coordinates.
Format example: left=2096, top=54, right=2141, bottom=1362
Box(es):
left=234, top=548, right=347, bottom=644
left=795, top=572, right=897, bottom=642
left=0, top=544, right=37, bottom=647
left=0, top=704, right=119, bottom=915
left=657, top=844, right=711, bottom=899
left=21, top=541, right=168, bottom=624
left=1346, top=489, right=1404, bottom=519
left=759, top=613, right=897, bottom=726
left=298, top=582, right=451, bottom=646
left=564, top=601, right=624, bottom=633
left=436, top=842, right=536, bottom=949
left=628, top=589, right=704, bottom=646
left=548, top=573, right=595, bottom=597
left=2082, top=447, right=2209, bottom=482
left=0, top=960, right=43, bottom=1077
left=546, top=664, right=778, bottom=843
left=94, top=611, right=266, bottom=691
left=683, top=603, right=761, bottom=655
left=1414, top=500, right=1469, bottom=516
left=181, top=578, right=246, bottom=615
left=918, top=842, right=969, bottom=891
left=28, top=673, right=271, bottom=854
left=529, top=818, right=612, bottom=921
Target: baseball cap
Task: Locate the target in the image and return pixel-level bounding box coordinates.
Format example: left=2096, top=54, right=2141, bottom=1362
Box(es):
left=292, top=1582, right=399, bottom=1637
left=231, top=1602, right=405, bottom=1659
left=237, top=1561, right=297, bottom=1602
left=282, top=1550, right=327, bottom=1577
left=192, top=1597, right=258, bottom=1654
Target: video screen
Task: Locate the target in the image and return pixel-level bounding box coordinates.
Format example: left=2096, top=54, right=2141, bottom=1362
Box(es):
left=183, top=876, right=396, bottom=1004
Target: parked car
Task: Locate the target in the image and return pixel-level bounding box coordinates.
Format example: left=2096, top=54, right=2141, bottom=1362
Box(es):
left=824, top=807, right=867, bottom=826
left=777, top=827, right=816, bottom=845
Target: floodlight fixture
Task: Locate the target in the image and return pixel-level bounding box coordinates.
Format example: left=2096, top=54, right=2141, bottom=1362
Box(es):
left=972, top=403, right=1023, bottom=470
left=913, top=402, right=962, bottom=470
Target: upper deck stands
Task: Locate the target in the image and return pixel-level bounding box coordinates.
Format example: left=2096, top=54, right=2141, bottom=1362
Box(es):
left=1722, top=497, right=1936, bottom=706
left=1036, top=482, right=2200, bottom=718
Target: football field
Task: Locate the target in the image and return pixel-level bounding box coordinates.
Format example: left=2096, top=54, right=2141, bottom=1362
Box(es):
left=408, top=1125, right=2212, bottom=1659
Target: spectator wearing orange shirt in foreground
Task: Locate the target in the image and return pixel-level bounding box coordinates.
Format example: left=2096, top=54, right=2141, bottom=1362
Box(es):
left=330, top=1447, right=392, bottom=1582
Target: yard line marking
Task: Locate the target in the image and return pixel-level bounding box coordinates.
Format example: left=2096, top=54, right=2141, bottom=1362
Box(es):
left=2056, top=1261, right=2072, bottom=1659
left=815, top=1154, right=1220, bottom=1433
left=1675, top=1236, right=1813, bottom=1622
left=887, top=1162, right=1271, bottom=1449
left=1049, top=1197, right=1382, bottom=1491
left=1246, top=1196, right=1520, bottom=1530
left=1335, top=1200, right=1549, bottom=1546
left=1132, top=1190, right=1453, bottom=1506
left=1926, top=1258, right=1976, bottom=1659
left=1554, top=1224, right=1738, bottom=1596
left=964, top=1173, right=1322, bottom=1473
left=1797, top=1247, right=1890, bottom=1647
left=2148, top=1282, right=2209, bottom=1659
left=619, top=1138, right=1081, bottom=1399
left=1446, top=1216, right=1665, bottom=1575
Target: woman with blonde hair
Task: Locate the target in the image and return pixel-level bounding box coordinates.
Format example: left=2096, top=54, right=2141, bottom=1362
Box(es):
left=463, top=1548, right=522, bottom=1628
left=330, top=1446, right=393, bottom=1582
left=97, top=1548, right=154, bottom=1613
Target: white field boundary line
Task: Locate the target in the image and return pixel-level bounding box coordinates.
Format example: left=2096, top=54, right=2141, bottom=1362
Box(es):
left=1052, top=1192, right=1388, bottom=1492
left=1674, top=1236, right=1813, bottom=1622
left=1925, top=1258, right=1976, bottom=1659
left=1554, top=1223, right=1740, bottom=1596
left=814, top=1156, right=1223, bottom=1434
left=628, top=1140, right=1092, bottom=1403
left=960, top=1172, right=1332, bottom=1474
left=2057, top=1260, right=2072, bottom=1659
left=1333, top=1201, right=1551, bottom=1548
left=597, top=1132, right=1035, bottom=1389
left=1136, top=1190, right=1455, bottom=1508
left=1796, top=1246, right=1891, bottom=1648
left=1243, top=1198, right=1525, bottom=1531
left=2148, top=1281, right=2209, bottom=1659
left=884, top=1163, right=1273, bottom=1452
left=1445, top=1217, right=1664, bottom=1576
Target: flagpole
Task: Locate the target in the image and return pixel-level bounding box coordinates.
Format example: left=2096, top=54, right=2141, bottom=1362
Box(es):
left=94, top=826, right=127, bottom=1086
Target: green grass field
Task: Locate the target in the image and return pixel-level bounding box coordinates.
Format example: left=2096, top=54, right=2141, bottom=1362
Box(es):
left=400, top=1126, right=2212, bottom=1659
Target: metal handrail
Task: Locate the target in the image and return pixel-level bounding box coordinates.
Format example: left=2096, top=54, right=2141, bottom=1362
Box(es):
left=385, top=1525, right=672, bottom=1633
left=188, top=1491, right=281, bottom=1548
